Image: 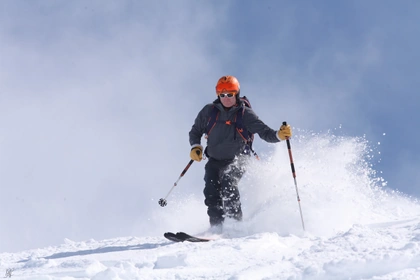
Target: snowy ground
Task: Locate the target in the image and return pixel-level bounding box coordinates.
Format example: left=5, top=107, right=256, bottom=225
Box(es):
left=1, top=217, right=420, bottom=279
left=1, top=133, right=420, bottom=279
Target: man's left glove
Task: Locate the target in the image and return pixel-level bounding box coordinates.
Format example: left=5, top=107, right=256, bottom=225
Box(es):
left=277, top=124, right=292, bottom=140
left=190, top=145, right=203, bottom=162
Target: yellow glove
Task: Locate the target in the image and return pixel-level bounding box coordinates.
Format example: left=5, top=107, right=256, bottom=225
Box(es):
left=190, top=145, right=203, bottom=162
left=277, top=124, right=292, bottom=140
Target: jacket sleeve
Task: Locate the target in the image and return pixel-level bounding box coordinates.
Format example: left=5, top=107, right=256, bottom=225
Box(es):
left=243, top=107, right=280, bottom=143
left=189, top=104, right=212, bottom=146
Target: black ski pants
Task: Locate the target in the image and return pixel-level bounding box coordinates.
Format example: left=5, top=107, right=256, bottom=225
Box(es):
left=203, top=157, right=245, bottom=226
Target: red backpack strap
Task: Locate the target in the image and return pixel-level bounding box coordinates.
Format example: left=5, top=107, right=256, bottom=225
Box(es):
left=205, top=106, right=219, bottom=137
left=235, top=105, right=258, bottom=159
left=235, top=106, right=250, bottom=142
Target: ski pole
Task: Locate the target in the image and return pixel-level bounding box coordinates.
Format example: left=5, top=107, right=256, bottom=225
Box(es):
left=283, top=121, right=305, bottom=231
left=158, top=149, right=200, bottom=207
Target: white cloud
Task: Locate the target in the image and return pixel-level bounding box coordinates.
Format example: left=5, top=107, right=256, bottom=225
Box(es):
left=0, top=1, right=229, bottom=252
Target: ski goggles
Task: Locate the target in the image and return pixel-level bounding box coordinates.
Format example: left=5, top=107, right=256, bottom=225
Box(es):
left=216, top=84, right=239, bottom=95
left=219, top=92, right=236, bottom=98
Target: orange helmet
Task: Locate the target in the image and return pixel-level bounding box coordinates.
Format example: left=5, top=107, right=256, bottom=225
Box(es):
left=215, top=75, right=240, bottom=95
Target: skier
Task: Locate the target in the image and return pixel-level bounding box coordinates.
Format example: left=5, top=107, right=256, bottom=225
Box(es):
left=189, top=75, right=292, bottom=228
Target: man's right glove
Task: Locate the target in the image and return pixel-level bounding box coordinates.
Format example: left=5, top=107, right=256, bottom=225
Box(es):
left=190, top=145, right=203, bottom=162
left=277, top=124, right=292, bottom=140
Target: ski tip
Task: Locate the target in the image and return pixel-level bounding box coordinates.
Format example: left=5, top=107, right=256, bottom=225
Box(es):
left=163, top=231, right=213, bottom=242
left=164, top=232, right=183, bottom=242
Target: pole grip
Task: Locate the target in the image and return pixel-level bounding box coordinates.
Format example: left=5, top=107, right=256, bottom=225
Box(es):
left=180, top=160, right=194, bottom=177
left=282, top=120, right=294, bottom=175
left=282, top=121, right=291, bottom=149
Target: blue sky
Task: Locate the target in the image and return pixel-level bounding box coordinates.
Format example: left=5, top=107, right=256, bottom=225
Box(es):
left=1, top=0, right=419, bottom=252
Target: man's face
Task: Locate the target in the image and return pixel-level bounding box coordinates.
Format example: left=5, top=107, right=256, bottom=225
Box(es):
left=219, top=92, right=237, bottom=108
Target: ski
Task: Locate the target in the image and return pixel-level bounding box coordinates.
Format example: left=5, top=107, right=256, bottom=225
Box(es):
left=164, top=232, right=183, bottom=242
left=164, top=232, right=211, bottom=243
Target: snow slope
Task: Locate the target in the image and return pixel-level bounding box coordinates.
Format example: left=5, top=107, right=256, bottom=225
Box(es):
left=1, top=132, right=420, bottom=279
left=2, top=219, right=420, bottom=279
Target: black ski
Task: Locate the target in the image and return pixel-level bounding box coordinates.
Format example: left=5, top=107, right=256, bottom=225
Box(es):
left=164, top=232, right=211, bottom=243
left=164, top=232, right=183, bottom=242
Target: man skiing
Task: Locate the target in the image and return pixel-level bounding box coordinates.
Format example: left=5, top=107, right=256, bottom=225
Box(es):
left=189, top=75, right=292, bottom=227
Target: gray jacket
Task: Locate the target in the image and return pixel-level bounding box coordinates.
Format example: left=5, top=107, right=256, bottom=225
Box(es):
left=189, top=99, right=281, bottom=161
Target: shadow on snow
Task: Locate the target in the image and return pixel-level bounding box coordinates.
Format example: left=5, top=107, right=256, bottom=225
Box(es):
left=18, top=241, right=173, bottom=263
